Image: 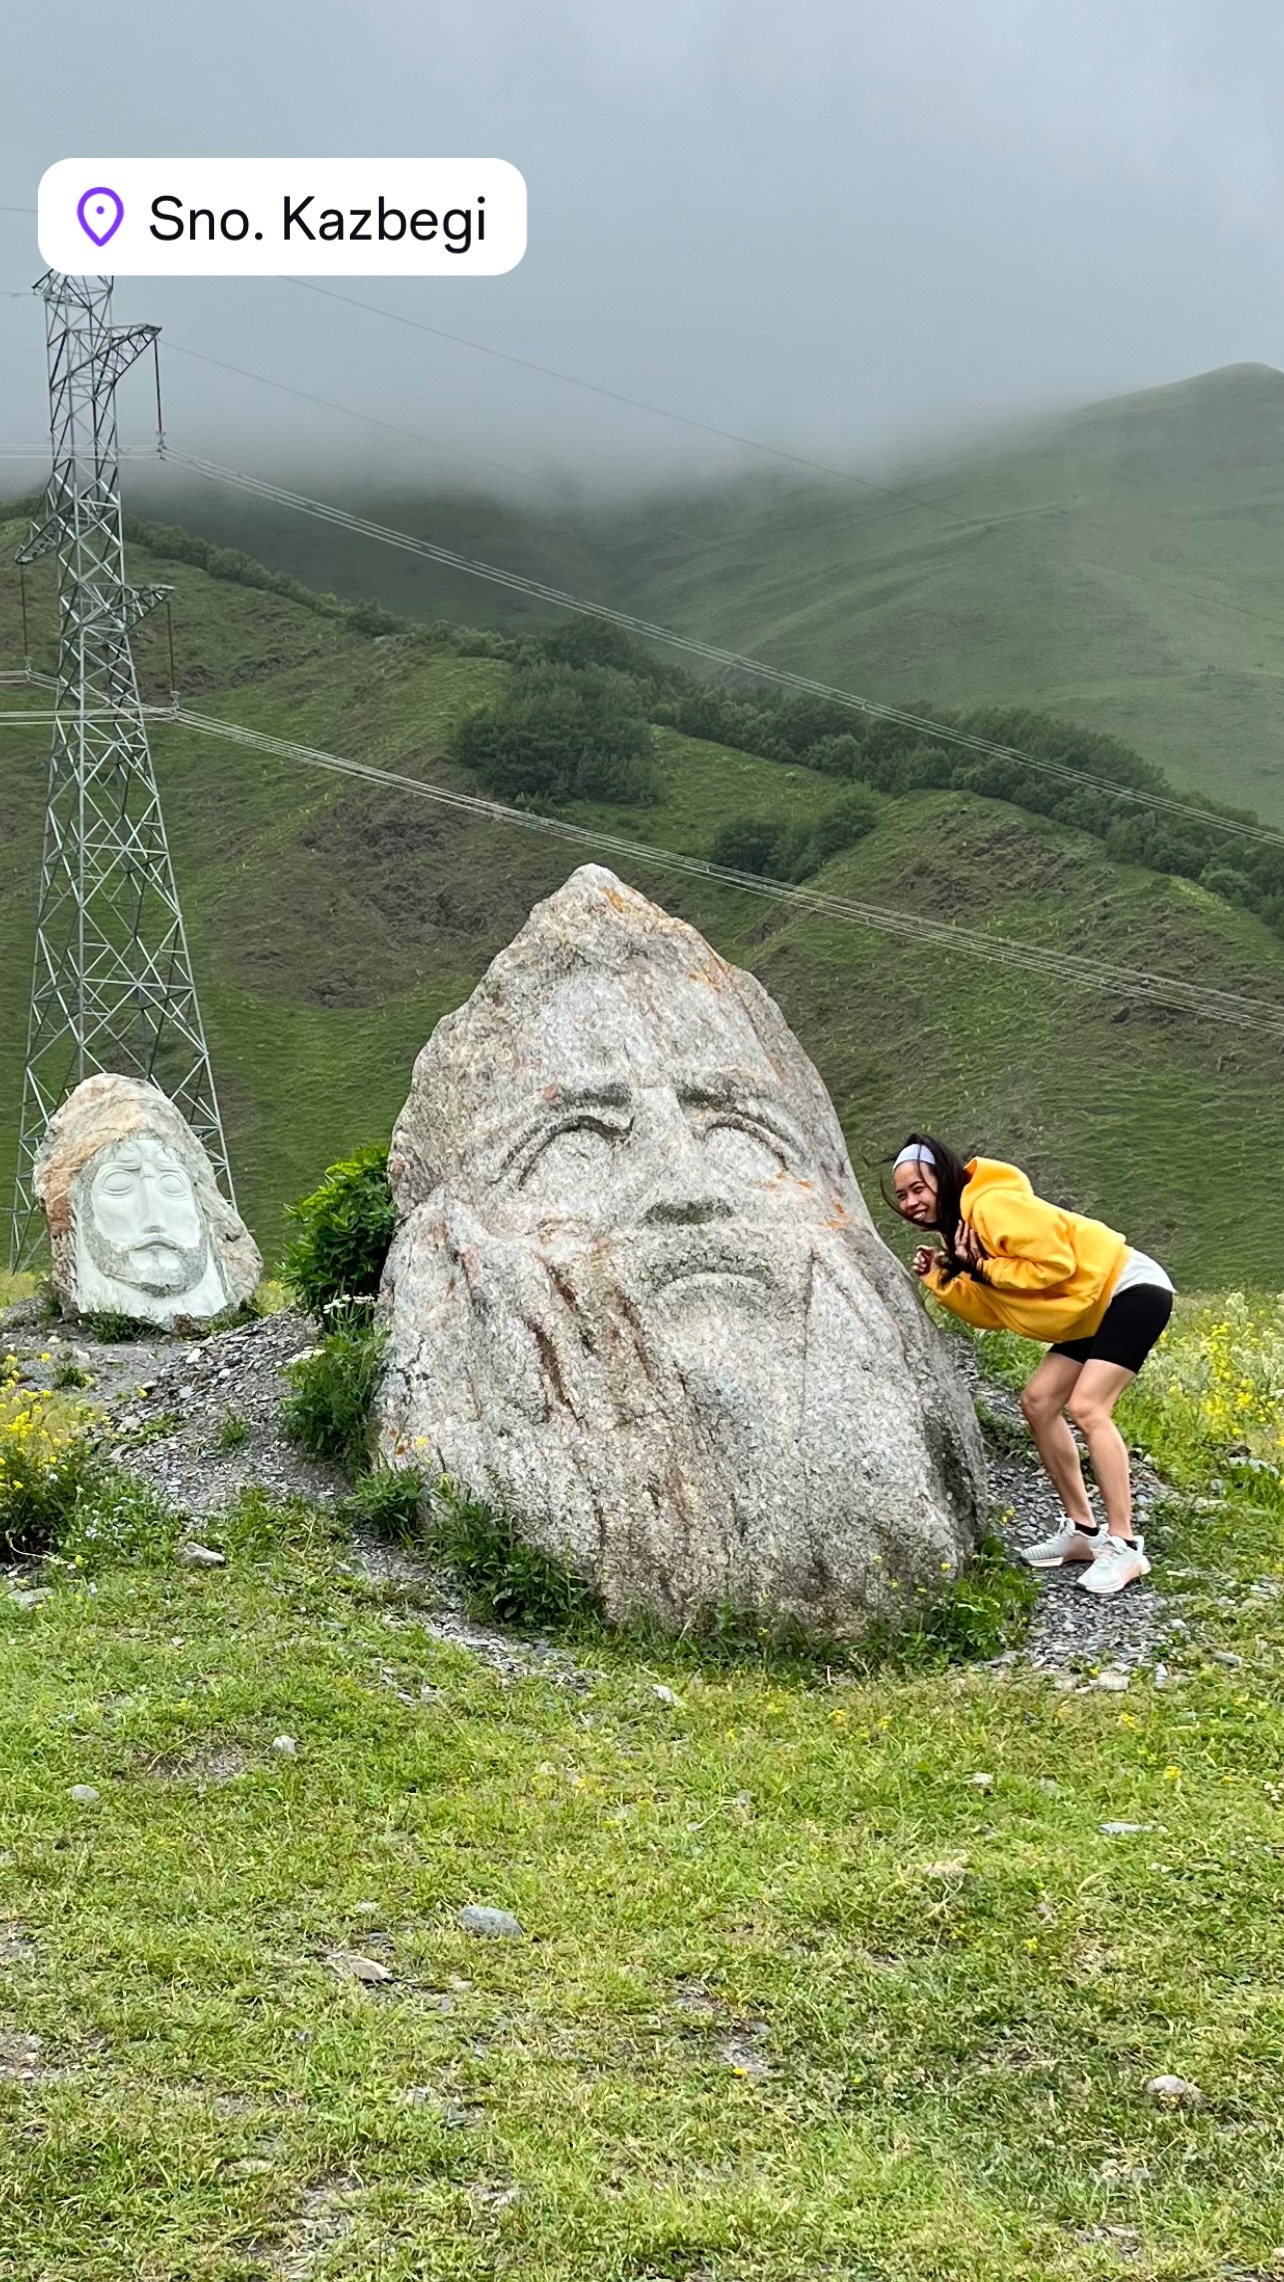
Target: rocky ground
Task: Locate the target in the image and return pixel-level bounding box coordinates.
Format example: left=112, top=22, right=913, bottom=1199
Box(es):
left=949, top=1342, right=1180, bottom=1683
left=2, top=1296, right=1196, bottom=1681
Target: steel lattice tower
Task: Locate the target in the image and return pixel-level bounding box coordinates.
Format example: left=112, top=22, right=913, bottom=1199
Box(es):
left=9, top=271, right=233, bottom=1270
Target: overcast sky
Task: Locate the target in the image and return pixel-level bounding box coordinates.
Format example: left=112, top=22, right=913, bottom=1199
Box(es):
left=4, top=0, right=1284, bottom=501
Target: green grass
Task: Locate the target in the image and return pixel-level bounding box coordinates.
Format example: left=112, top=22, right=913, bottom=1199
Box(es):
left=1, top=1373, right=1282, bottom=2280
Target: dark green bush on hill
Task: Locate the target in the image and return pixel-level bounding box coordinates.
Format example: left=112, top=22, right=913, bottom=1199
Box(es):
left=710, top=786, right=880, bottom=884
left=800, top=784, right=880, bottom=867
left=281, top=1144, right=396, bottom=1313
left=455, top=663, right=661, bottom=806
left=121, top=515, right=405, bottom=639
left=1200, top=864, right=1256, bottom=908
left=651, top=668, right=1284, bottom=942
left=540, top=615, right=674, bottom=684
left=708, top=817, right=794, bottom=880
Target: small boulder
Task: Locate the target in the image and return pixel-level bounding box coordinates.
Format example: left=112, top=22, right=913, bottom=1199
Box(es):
left=1145, top=2073, right=1204, bottom=2108
left=458, top=1904, right=524, bottom=1939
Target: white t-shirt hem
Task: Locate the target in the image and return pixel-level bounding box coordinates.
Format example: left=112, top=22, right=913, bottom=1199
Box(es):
left=1111, top=1246, right=1175, bottom=1297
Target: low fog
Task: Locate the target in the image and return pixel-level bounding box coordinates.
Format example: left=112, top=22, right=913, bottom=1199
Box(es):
left=5, top=1, right=1284, bottom=503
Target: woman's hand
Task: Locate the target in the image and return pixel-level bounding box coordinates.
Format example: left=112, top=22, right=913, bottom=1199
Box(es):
left=954, top=1219, right=986, bottom=1271
left=911, top=1244, right=939, bottom=1280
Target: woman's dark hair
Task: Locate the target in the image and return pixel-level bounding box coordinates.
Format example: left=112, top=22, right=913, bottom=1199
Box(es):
left=883, top=1131, right=975, bottom=1282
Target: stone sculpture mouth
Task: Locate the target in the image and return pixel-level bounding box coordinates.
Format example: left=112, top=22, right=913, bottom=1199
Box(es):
left=637, top=1228, right=780, bottom=1296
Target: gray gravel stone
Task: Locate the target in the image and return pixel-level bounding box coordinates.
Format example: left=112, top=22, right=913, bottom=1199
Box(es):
left=1145, top=2073, right=1204, bottom=2108
left=458, top=1905, right=524, bottom=1939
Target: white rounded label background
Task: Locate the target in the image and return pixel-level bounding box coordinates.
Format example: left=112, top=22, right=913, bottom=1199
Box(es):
left=38, top=159, right=527, bottom=276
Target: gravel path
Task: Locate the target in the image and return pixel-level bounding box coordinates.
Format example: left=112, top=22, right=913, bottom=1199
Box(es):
left=950, top=1342, right=1180, bottom=1679
left=4, top=1299, right=1187, bottom=1678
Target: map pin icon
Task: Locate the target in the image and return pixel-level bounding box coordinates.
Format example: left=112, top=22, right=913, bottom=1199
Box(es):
left=77, top=187, right=124, bottom=248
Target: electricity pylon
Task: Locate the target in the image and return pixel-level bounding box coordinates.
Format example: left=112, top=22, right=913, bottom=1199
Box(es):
left=9, top=270, right=233, bottom=1270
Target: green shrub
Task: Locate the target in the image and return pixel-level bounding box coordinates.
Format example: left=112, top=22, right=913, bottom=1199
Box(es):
left=0, top=1380, right=176, bottom=1568
left=1199, top=863, right=1256, bottom=908
left=281, top=1304, right=385, bottom=1474
left=709, top=788, right=880, bottom=887
left=903, top=1526, right=1038, bottom=1667
left=539, top=616, right=668, bottom=681
left=426, top=1478, right=598, bottom=1629
left=82, top=1309, right=154, bottom=1343
left=215, top=1408, right=249, bottom=1451
left=790, top=785, right=881, bottom=876
left=806, top=733, right=867, bottom=779
left=455, top=663, right=660, bottom=806
left=52, top=1359, right=93, bottom=1391
left=281, top=1144, right=396, bottom=1314
left=343, top=1464, right=426, bottom=1545
left=0, top=1391, right=105, bottom=1561
left=707, top=816, right=793, bottom=880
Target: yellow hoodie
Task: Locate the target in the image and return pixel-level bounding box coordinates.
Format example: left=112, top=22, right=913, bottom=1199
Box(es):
left=923, top=1157, right=1129, bottom=1343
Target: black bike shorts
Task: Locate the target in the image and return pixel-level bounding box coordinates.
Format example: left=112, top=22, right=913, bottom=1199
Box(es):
left=1049, top=1282, right=1174, bottom=1374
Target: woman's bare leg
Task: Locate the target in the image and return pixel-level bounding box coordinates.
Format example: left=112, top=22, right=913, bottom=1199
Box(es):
left=1066, top=1360, right=1138, bottom=1538
left=1019, top=1353, right=1096, bottom=1526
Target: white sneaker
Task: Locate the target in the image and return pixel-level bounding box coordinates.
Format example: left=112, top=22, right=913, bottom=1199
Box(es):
left=1021, top=1518, right=1102, bottom=1568
left=1079, top=1534, right=1151, bottom=1597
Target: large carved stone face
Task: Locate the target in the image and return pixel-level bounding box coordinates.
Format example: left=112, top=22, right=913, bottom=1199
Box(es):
left=377, top=868, right=985, bottom=1638
left=463, top=969, right=826, bottom=1267
left=83, top=1135, right=210, bottom=1297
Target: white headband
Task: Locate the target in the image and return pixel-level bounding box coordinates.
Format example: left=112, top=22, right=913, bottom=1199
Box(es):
left=894, top=1143, right=936, bottom=1171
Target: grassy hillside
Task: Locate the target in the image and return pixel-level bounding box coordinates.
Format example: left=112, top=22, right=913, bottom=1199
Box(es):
left=2, top=513, right=1283, bottom=1285
left=134, top=363, right=1284, bottom=826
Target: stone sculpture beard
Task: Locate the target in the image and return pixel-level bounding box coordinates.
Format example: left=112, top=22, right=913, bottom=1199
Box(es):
left=83, top=1217, right=210, bottom=1298
left=381, top=1190, right=970, bottom=1634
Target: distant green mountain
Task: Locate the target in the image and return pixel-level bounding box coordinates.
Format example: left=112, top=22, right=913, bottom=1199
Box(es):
left=2, top=511, right=1282, bottom=1287
left=131, top=362, right=1284, bottom=826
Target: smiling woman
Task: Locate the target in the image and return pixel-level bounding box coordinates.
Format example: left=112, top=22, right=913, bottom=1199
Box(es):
left=890, top=1133, right=1175, bottom=1596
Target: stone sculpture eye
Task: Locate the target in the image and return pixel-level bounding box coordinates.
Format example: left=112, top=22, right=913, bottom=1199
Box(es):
left=519, top=1120, right=621, bottom=1199
left=701, top=1120, right=785, bottom=1182
left=159, top=1173, right=189, bottom=1197
left=100, top=1170, right=139, bottom=1195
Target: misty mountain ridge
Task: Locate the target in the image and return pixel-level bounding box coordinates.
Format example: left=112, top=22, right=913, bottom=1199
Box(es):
left=119, top=360, right=1284, bottom=830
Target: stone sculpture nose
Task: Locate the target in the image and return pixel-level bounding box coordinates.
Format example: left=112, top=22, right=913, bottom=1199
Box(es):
left=634, top=1085, right=736, bottom=1227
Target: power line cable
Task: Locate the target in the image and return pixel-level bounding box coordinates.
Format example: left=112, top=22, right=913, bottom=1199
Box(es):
left=18, top=266, right=1284, bottom=652
left=285, top=279, right=987, bottom=534
left=286, top=281, right=1284, bottom=652
left=163, top=342, right=574, bottom=500
left=156, top=445, right=1284, bottom=856
left=160, top=700, right=1284, bottom=1038
left=156, top=339, right=768, bottom=565
left=5, top=666, right=1280, bottom=1032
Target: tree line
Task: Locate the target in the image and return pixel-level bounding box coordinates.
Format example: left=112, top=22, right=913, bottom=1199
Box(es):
left=451, top=615, right=1284, bottom=938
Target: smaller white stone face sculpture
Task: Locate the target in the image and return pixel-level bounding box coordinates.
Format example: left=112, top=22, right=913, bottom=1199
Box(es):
left=34, top=1074, right=261, bottom=1328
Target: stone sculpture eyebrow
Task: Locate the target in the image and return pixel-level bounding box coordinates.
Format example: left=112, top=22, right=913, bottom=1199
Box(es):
left=489, top=1080, right=634, bottom=1183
